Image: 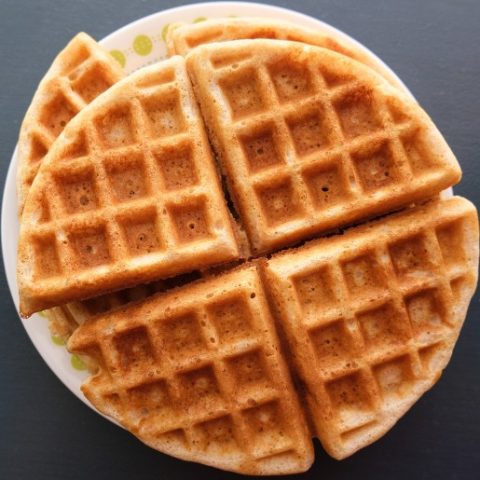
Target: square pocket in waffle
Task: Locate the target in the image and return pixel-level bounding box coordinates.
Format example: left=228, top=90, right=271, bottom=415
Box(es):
left=16, top=33, right=124, bottom=215
left=67, top=265, right=314, bottom=475
left=186, top=40, right=461, bottom=253
left=264, top=196, right=478, bottom=459
left=17, top=56, right=240, bottom=317
left=166, top=17, right=404, bottom=90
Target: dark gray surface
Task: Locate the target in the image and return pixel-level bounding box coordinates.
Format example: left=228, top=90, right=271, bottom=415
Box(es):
left=1, top=1, right=479, bottom=479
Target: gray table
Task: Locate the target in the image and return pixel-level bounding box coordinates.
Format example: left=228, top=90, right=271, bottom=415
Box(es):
left=1, top=1, right=479, bottom=478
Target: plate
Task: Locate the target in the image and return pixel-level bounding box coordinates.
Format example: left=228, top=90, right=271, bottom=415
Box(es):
left=2, top=1, right=414, bottom=421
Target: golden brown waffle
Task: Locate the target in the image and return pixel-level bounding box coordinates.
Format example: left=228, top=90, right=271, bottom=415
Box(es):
left=16, top=33, right=123, bottom=215
left=16, top=32, right=124, bottom=333
left=186, top=40, right=461, bottom=253
left=68, top=265, right=314, bottom=475
left=264, top=196, right=478, bottom=459
left=17, top=56, right=240, bottom=317
left=166, top=17, right=404, bottom=89
left=17, top=36, right=478, bottom=471
left=68, top=197, right=478, bottom=471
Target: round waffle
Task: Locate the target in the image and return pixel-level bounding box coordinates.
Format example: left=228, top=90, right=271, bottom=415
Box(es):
left=16, top=37, right=479, bottom=474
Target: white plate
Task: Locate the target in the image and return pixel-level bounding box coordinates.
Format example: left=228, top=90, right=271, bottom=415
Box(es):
left=2, top=1, right=414, bottom=421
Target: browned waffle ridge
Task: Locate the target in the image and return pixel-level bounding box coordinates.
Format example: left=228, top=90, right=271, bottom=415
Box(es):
left=68, top=196, right=478, bottom=470
left=17, top=56, right=240, bottom=317
left=16, top=33, right=124, bottom=215
left=186, top=40, right=461, bottom=253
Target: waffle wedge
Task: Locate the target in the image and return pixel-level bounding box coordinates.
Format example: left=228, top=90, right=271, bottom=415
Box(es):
left=264, top=196, right=478, bottom=459
left=166, top=17, right=403, bottom=89
left=68, top=265, right=314, bottom=475
left=186, top=40, right=461, bottom=253
left=17, top=56, right=240, bottom=317
left=17, top=33, right=123, bottom=215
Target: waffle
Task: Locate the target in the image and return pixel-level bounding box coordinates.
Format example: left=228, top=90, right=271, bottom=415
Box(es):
left=264, top=196, right=479, bottom=459
left=68, top=265, right=314, bottom=475
left=16, top=33, right=123, bottom=215
left=17, top=56, right=240, bottom=317
left=166, top=17, right=404, bottom=89
left=186, top=40, right=461, bottom=253
left=68, top=197, right=478, bottom=470
left=17, top=35, right=478, bottom=471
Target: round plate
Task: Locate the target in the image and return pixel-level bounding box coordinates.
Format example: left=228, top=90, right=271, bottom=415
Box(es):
left=2, top=1, right=414, bottom=420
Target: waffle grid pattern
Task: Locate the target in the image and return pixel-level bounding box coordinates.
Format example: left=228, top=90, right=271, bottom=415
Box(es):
left=18, top=33, right=123, bottom=208
left=69, top=267, right=311, bottom=473
left=265, top=199, right=477, bottom=457
left=67, top=198, right=477, bottom=467
left=18, top=37, right=476, bottom=471
left=188, top=44, right=459, bottom=251
left=20, top=58, right=238, bottom=312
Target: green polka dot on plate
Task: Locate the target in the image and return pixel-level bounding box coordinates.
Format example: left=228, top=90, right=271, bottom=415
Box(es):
left=133, top=34, right=153, bottom=56
left=51, top=335, right=67, bottom=346
left=193, top=16, right=207, bottom=23
left=110, top=49, right=126, bottom=68
left=162, top=23, right=170, bottom=42
left=70, top=354, right=87, bottom=371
